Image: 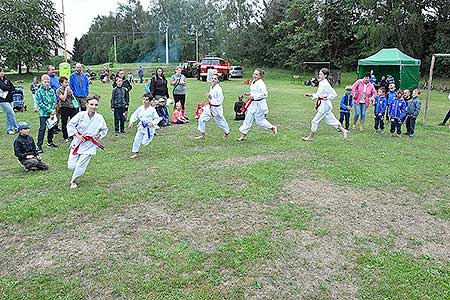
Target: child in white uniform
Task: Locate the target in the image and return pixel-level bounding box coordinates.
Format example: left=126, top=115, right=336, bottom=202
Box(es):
left=237, top=68, right=277, bottom=141
left=128, top=93, right=161, bottom=158
left=196, top=74, right=230, bottom=140
left=67, top=95, right=108, bottom=188
left=303, top=68, right=348, bottom=141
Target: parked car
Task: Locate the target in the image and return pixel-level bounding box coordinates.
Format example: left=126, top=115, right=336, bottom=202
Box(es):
left=230, top=66, right=244, bottom=78
left=179, top=60, right=199, bottom=78
left=199, top=56, right=231, bottom=81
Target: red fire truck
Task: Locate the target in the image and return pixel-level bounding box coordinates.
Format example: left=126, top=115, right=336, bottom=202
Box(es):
left=199, top=56, right=231, bottom=81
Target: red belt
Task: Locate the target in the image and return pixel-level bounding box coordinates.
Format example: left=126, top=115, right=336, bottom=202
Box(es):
left=72, top=135, right=105, bottom=155
left=241, top=97, right=253, bottom=112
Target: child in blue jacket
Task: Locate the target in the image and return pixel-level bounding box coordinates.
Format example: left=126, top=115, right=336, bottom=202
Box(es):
left=386, top=83, right=397, bottom=121
left=339, top=86, right=353, bottom=130
left=389, top=89, right=406, bottom=137
left=373, top=87, right=387, bottom=133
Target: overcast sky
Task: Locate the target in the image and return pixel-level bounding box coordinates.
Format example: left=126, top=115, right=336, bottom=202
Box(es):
left=52, top=0, right=139, bottom=51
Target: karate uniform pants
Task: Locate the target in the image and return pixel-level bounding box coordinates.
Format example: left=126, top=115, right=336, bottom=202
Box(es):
left=68, top=153, right=92, bottom=182
left=132, top=127, right=155, bottom=153
left=198, top=110, right=230, bottom=134
left=310, top=100, right=341, bottom=133
left=239, top=101, right=273, bottom=135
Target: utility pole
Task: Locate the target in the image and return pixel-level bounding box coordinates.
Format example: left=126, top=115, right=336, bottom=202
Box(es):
left=195, top=30, right=199, bottom=62
left=61, top=0, right=67, bottom=62
left=165, top=26, right=169, bottom=64
left=113, top=35, right=117, bottom=63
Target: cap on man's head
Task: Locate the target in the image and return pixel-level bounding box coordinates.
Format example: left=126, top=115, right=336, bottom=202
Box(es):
left=18, top=122, right=30, bottom=131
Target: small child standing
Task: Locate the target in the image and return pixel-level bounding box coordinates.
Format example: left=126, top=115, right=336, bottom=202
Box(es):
left=128, top=93, right=161, bottom=159
left=110, top=77, right=129, bottom=135
left=30, top=76, right=40, bottom=112
left=339, top=86, right=353, bottom=131
left=389, top=89, right=406, bottom=137
left=234, top=96, right=246, bottom=121
left=172, top=101, right=189, bottom=124
left=373, top=87, right=387, bottom=134
left=386, top=83, right=397, bottom=121
left=405, top=89, right=421, bottom=137
left=35, top=74, right=58, bottom=153
left=156, top=98, right=170, bottom=127
left=14, top=122, right=48, bottom=172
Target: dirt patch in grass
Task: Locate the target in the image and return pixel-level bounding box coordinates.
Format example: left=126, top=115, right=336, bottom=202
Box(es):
left=0, top=196, right=271, bottom=279
left=209, top=152, right=298, bottom=170
left=248, top=173, right=450, bottom=299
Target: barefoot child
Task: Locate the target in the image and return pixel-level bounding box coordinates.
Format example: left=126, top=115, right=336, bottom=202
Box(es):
left=128, top=93, right=161, bottom=158
left=196, top=74, right=230, bottom=140
left=67, top=95, right=108, bottom=188
left=303, top=68, right=348, bottom=141
left=237, top=68, right=277, bottom=141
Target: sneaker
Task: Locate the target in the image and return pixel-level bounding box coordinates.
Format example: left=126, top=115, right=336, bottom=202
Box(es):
left=408, top=134, right=414, bottom=138
left=120, top=131, right=126, bottom=135
left=391, top=133, right=396, bottom=137
left=70, top=181, right=78, bottom=189
left=195, top=134, right=205, bottom=140
left=359, top=128, right=364, bottom=132
left=130, top=153, right=139, bottom=159
left=47, top=143, right=58, bottom=148
left=64, top=139, right=70, bottom=143
left=380, top=130, right=385, bottom=134
left=302, top=136, right=314, bottom=142
left=37, top=147, right=44, bottom=154
left=373, top=129, right=378, bottom=134
left=352, top=124, right=356, bottom=130
left=336, top=127, right=342, bottom=132
left=114, top=132, right=119, bottom=136
left=7, top=130, right=16, bottom=135
left=438, top=122, right=445, bottom=126
left=397, top=134, right=402, bottom=138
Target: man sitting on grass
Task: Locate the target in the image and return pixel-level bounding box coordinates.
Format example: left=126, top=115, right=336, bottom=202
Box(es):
left=13, top=122, right=49, bottom=172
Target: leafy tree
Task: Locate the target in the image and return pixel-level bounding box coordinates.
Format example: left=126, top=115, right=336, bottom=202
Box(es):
left=0, top=0, right=62, bottom=73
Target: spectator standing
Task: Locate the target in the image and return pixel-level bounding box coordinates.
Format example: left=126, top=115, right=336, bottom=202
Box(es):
left=170, top=66, right=187, bottom=113
left=69, top=63, right=90, bottom=111
left=56, top=76, right=79, bottom=142
left=0, top=68, right=18, bottom=134
left=351, top=72, right=377, bottom=131
left=30, top=76, right=40, bottom=112
left=147, top=67, right=169, bottom=102
left=138, top=66, right=144, bottom=83
left=35, top=74, right=58, bottom=152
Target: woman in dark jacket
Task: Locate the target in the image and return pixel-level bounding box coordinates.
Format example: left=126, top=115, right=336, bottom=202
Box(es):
left=0, top=68, right=19, bottom=134
left=149, top=67, right=169, bottom=102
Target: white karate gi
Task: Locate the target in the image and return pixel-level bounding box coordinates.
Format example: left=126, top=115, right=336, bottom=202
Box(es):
left=129, top=105, right=161, bottom=153
left=198, top=84, right=230, bottom=134
left=67, top=111, right=108, bottom=182
left=239, top=79, right=274, bottom=134
left=310, top=79, right=341, bottom=133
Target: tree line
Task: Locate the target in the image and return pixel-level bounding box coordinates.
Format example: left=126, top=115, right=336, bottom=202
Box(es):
left=1, top=0, right=449, bottom=75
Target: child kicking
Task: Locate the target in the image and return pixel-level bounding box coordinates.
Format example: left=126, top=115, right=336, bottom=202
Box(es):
left=128, top=93, right=161, bottom=158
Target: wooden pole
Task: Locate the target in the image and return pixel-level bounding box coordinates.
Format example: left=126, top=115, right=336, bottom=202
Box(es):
left=423, top=54, right=450, bottom=125
left=423, top=55, right=435, bottom=125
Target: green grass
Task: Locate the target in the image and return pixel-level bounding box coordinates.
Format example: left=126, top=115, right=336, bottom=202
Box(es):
left=1, top=66, right=449, bottom=299
left=358, top=252, right=450, bottom=300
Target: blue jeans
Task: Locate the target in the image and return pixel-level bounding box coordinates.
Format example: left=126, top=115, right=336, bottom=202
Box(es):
left=37, top=116, right=54, bottom=147
left=0, top=102, right=18, bottom=132
left=353, top=103, right=367, bottom=121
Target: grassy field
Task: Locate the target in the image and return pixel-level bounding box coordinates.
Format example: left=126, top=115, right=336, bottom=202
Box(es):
left=0, top=67, right=449, bottom=299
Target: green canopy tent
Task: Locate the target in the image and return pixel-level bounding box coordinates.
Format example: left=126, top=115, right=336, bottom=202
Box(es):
left=358, top=48, right=421, bottom=90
